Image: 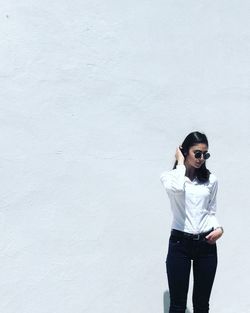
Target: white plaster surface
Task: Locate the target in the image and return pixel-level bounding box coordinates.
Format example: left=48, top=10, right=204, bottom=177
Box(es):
left=0, top=1, right=250, bottom=312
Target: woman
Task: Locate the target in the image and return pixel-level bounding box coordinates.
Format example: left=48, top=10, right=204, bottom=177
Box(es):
left=160, top=131, right=224, bottom=313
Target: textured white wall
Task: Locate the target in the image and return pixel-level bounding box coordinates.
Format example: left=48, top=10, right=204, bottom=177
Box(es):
left=0, top=1, right=250, bottom=312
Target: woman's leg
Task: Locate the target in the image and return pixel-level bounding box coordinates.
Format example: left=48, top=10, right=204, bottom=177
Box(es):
left=166, top=236, right=192, bottom=313
left=192, top=242, right=218, bottom=313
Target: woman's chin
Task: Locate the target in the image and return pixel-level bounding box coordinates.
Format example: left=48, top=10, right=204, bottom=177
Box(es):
left=194, top=163, right=202, bottom=168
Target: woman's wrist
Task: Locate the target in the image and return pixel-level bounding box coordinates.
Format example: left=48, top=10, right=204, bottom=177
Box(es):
left=177, top=160, right=184, bottom=165
left=215, top=226, right=224, bottom=234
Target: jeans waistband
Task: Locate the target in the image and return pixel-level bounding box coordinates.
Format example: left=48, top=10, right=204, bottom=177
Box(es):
left=171, top=228, right=214, bottom=241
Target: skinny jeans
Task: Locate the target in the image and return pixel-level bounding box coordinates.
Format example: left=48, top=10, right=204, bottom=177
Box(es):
left=166, top=230, right=218, bottom=313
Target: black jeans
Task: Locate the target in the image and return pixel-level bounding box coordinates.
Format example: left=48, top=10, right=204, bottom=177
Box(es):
left=166, top=230, right=218, bottom=313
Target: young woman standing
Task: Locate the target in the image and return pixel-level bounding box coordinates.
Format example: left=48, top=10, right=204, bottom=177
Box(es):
left=160, top=131, right=224, bottom=313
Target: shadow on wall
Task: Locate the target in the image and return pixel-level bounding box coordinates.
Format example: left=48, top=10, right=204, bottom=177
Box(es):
left=163, top=290, right=191, bottom=313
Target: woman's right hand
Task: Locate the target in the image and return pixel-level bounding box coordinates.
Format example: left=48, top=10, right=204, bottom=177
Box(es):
left=175, top=146, right=185, bottom=165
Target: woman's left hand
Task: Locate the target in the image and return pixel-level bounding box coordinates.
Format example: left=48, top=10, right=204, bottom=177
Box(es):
left=205, top=228, right=223, bottom=244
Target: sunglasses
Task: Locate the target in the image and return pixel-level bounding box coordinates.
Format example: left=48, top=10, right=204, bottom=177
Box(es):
left=193, top=150, right=210, bottom=160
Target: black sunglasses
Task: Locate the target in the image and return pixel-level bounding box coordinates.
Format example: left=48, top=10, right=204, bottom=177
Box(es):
left=193, top=150, right=210, bottom=160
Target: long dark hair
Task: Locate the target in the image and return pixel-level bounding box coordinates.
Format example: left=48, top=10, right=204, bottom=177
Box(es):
left=173, top=131, right=211, bottom=183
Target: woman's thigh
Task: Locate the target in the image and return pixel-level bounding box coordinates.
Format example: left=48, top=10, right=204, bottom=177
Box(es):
left=192, top=241, right=218, bottom=309
left=166, top=236, right=192, bottom=302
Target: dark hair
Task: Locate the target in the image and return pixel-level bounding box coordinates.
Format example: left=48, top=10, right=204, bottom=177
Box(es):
left=173, top=131, right=211, bottom=183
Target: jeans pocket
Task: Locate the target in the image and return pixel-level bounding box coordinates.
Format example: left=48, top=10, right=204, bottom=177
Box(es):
left=169, top=235, right=182, bottom=245
left=202, top=239, right=217, bottom=255
left=204, top=238, right=216, bottom=245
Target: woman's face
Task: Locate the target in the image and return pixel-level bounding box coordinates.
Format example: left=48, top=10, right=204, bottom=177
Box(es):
left=185, top=143, right=208, bottom=169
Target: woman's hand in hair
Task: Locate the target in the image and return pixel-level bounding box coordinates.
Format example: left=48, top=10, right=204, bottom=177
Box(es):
left=175, top=146, right=185, bottom=165
left=205, top=228, right=223, bottom=244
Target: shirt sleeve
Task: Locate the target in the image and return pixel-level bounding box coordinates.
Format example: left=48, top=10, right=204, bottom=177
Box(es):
left=160, top=164, right=186, bottom=194
left=208, top=177, right=221, bottom=228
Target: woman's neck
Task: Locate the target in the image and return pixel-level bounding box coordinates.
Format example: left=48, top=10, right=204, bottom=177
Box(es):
left=184, top=162, right=197, bottom=181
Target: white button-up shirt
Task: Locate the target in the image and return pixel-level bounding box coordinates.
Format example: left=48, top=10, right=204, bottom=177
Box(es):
left=160, top=164, right=221, bottom=234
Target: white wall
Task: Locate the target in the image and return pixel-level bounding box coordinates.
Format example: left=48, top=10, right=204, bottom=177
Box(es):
left=0, top=1, right=250, bottom=312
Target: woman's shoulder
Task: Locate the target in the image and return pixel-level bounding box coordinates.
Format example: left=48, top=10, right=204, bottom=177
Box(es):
left=208, top=172, right=218, bottom=185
